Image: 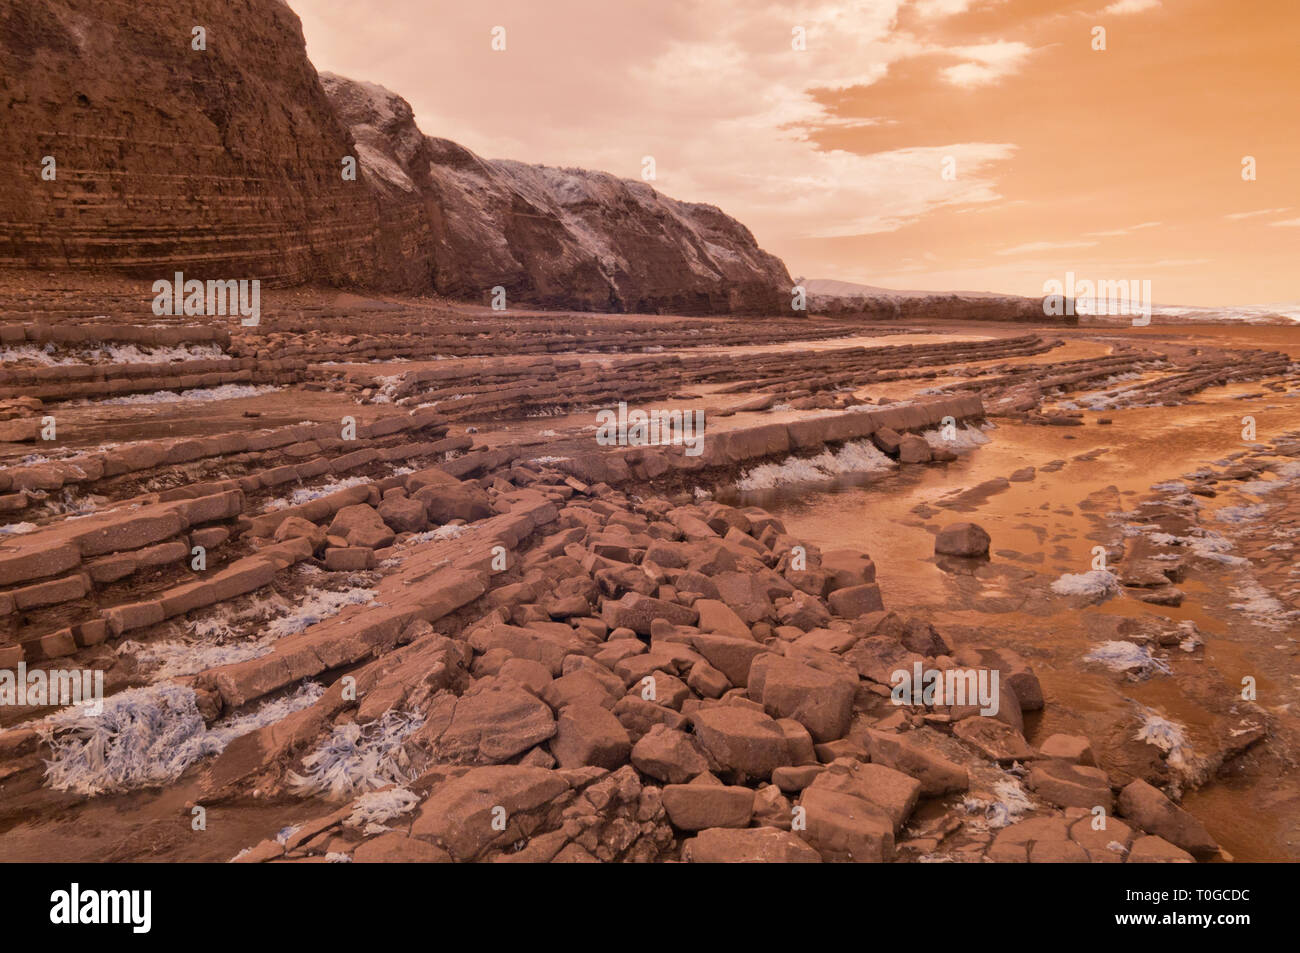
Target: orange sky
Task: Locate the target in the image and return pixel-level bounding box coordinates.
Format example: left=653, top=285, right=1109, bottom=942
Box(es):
left=294, top=0, right=1299, bottom=305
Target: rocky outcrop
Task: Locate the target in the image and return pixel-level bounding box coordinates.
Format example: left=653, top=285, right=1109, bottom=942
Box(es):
left=0, top=0, right=792, bottom=313
left=321, top=74, right=792, bottom=314
left=809, top=290, right=1059, bottom=323
left=0, top=0, right=387, bottom=286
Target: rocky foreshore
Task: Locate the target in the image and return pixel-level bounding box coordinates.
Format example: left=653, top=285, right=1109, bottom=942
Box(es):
left=2, top=292, right=1297, bottom=862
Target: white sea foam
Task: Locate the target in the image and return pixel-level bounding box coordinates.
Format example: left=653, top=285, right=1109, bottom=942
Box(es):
left=1133, top=706, right=1201, bottom=785
left=264, top=587, right=376, bottom=638
left=1085, top=640, right=1171, bottom=678
left=1217, top=503, right=1269, bottom=523
left=89, top=384, right=281, bottom=407
left=736, top=439, right=896, bottom=490
left=1228, top=580, right=1300, bottom=628
left=922, top=424, right=990, bottom=453
left=963, top=777, right=1035, bottom=831
left=403, top=524, right=468, bottom=545
left=287, top=709, right=424, bottom=800
left=1050, top=569, right=1121, bottom=601
left=344, top=787, right=420, bottom=832
left=38, top=681, right=324, bottom=796
left=265, top=476, right=371, bottom=510
left=118, top=587, right=375, bottom=680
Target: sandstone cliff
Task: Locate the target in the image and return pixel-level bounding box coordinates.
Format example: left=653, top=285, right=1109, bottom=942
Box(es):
left=0, top=0, right=791, bottom=313
left=0, top=0, right=387, bottom=286
left=320, top=74, right=792, bottom=314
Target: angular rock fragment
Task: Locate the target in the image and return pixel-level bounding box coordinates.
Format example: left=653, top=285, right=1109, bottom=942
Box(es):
left=549, top=702, right=632, bottom=770
left=661, top=783, right=754, bottom=830
left=934, top=522, right=990, bottom=557
left=1117, top=779, right=1219, bottom=856
left=682, top=827, right=822, bottom=863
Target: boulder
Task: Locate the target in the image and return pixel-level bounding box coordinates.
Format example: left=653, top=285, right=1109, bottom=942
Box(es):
left=682, top=827, right=821, bottom=863
left=687, top=634, right=767, bottom=687
left=1027, top=761, right=1113, bottom=811
left=410, top=766, right=569, bottom=861
left=872, top=427, right=902, bottom=455
left=273, top=516, right=327, bottom=550
left=694, top=599, right=753, bottom=640
left=952, top=717, right=1034, bottom=764
left=986, top=817, right=1071, bottom=863
left=549, top=702, right=632, bottom=769
left=1038, top=733, right=1096, bottom=765
left=775, top=591, right=831, bottom=630
left=686, top=660, right=731, bottom=699
left=600, top=593, right=698, bottom=635
left=689, top=706, right=794, bottom=782
left=809, top=760, right=921, bottom=832
left=1127, top=835, right=1195, bottom=863
left=328, top=504, right=396, bottom=550
left=897, top=434, right=932, bottom=464
left=797, top=787, right=894, bottom=862
left=468, top=623, right=586, bottom=676
left=1117, top=779, right=1218, bottom=856
left=377, top=494, right=428, bottom=534
left=749, top=655, right=855, bottom=743
left=630, top=725, right=710, bottom=783
left=819, top=549, right=876, bottom=592
left=827, top=583, right=884, bottom=619
left=415, top=483, right=492, bottom=524
left=661, top=784, right=754, bottom=830
left=867, top=729, right=968, bottom=795
left=431, top=684, right=556, bottom=764
left=543, top=670, right=618, bottom=711
left=934, top=522, right=990, bottom=557
left=845, top=636, right=924, bottom=685
left=324, top=547, right=375, bottom=571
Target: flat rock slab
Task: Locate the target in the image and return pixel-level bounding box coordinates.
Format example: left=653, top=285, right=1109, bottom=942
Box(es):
left=410, top=766, right=570, bottom=861
left=661, top=784, right=755, bottom=830
left=682, top=827, right=821, bottom=863
left=430, top=684, right=557, bottom=764
left=689, top=705, right=794, bottom=782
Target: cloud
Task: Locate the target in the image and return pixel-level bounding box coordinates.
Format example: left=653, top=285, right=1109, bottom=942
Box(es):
left=913, top=0, right=977, bottom=16
left=294, top=0, right=1020, bottom=270
left=1225, top=207, right=1292, bottom=220
left=1101, top=0, right=1161, bottom=13
left=798, top=143, right=1018, bottom=238
left=1268, top=218, right=1300, bottom=227
left=940, top=41, right=1034, bottom=88
left=995, top=240, right=1100, bottom=256
left=1085, top=221, right=1161, bottom=236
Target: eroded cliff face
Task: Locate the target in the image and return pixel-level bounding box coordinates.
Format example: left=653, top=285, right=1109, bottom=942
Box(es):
left=321, top=75, right=792, bottom=314
left=0, top=0, right=792, bottom=313
left=0, top=0, right=389, bottom=286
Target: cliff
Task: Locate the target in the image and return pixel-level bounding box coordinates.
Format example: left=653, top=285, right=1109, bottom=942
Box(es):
left=0, top=0, right=387, bottom=286
left=0, top=0, right=791, bottom=313
left=320, top=74, right=792, bottom=314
